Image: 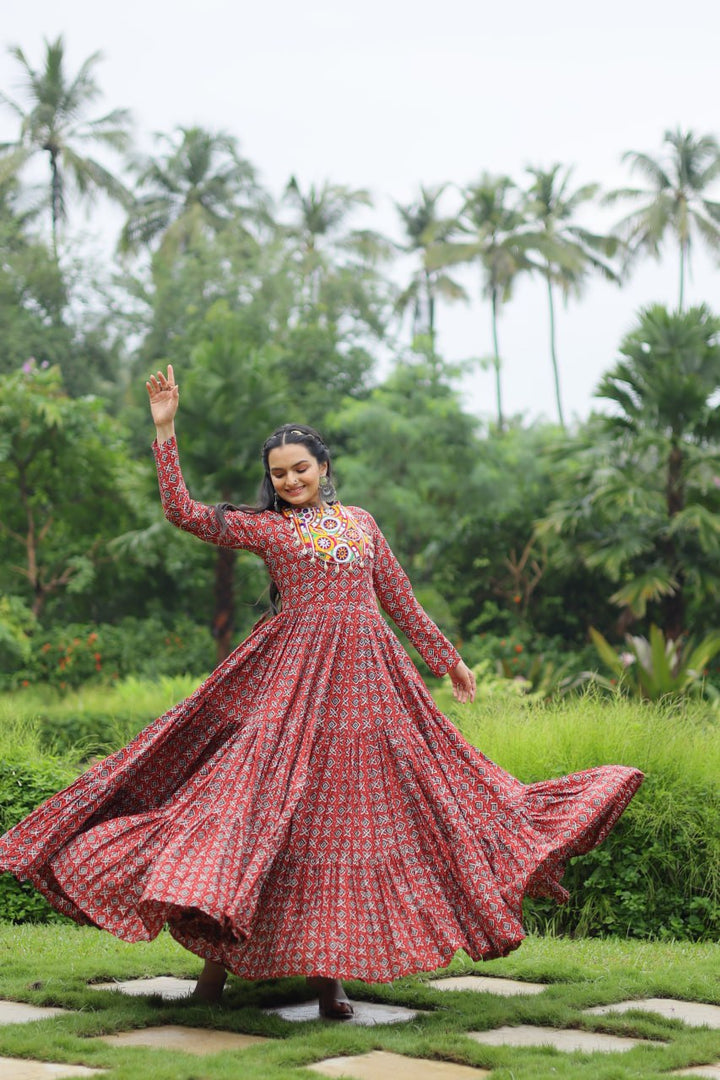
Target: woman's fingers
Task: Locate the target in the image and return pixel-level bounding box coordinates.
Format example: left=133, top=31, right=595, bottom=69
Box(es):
left=450, top=663, right=476, bottom=704
left=146, top=367, right=178, bottom=397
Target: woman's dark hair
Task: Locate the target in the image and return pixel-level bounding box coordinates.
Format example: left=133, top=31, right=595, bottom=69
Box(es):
left=214, top=423, right=336, bottom=616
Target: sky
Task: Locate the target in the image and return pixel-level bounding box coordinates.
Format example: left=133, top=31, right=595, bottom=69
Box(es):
left=2, top=0, right=720, bottom=425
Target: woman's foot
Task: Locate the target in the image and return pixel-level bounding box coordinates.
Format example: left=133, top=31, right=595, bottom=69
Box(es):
left=307, top=976, right=354, bottom=1020
left=192, top=959, right=227, bottom=1003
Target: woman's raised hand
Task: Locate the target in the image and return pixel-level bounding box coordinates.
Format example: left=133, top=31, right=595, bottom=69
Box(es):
left=146, top=365, right=179, bottom=430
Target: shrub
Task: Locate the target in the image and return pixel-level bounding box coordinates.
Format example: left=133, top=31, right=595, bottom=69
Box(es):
left=5, top=615, right=216, bottom=691
left=0, top=713, right=78, bottom=923
left=452, top=689, right=720, bottom=941
left=2, top=674, right=202, bottom=757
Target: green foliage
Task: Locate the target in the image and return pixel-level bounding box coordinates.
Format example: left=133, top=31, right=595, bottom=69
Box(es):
left=454, top=690, right=720, bottom=942
left=0, top=364, right=140, bottom=617
left=5, top=615, right=214, bottom=693
left=539, top=304, right=720, bottom=639
left=0, top=711, right=77, bottom=922
left=0, top=596, right=36, bottom=673
left=0, top=674, right=201, bottom=758
left=586, top=623, right=720, bottom=699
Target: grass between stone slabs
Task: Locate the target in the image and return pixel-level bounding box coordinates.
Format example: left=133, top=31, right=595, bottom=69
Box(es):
left=0, top=925, right=717, bottom=1079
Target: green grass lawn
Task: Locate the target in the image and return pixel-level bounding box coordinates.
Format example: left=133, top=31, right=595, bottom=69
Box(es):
left=0, top=925, right=717, bottom=1079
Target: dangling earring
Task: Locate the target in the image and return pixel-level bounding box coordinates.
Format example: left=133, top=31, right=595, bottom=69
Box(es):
left=273, top=492, right=280, bottom=511
left=319, top=474, right=337, bottom=503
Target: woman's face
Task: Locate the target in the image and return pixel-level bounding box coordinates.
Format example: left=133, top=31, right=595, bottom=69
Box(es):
left=267, top=442, right=328, bottom=509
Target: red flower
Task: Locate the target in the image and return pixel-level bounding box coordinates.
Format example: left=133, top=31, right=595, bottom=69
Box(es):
left=514, top=644, right=523, bottom=653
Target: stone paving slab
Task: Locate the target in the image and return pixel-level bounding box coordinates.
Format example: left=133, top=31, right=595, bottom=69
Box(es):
left=98, top=1024, right=269, bottom=1055
left=585, top=999, right=720, bottom=1028
left=0, top=1059, right=104, bottom=1079
left=671, top=1066, right=720, bottom=1078
left=466, top=1024, right=658, bottom=1052
left=264, top=999, right=426, bottom=1026
left=89, top=977, right=195, bottom=1000
left=430, top=975, right=546, bottom=996
left=309, top=1050, right=490, bottom=1079
left=0, top=1001, right=71, bottom=1025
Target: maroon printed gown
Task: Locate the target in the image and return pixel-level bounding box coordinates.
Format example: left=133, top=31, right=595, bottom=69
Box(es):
left=0, top=438, right=643, bottom=981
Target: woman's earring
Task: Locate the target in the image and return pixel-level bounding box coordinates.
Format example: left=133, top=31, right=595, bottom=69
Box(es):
left=273, top=493, right=280, bottom=511
left=319, top=474, right=337, bottom=503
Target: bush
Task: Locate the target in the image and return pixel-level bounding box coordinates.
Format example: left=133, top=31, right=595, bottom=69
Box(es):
left=0, top=712, right=78, bottom=923
left=5, top=615, right=216, bottom=691
left=1, top=674, right=203, bottom=757
left=452, top=689, right=720, bottom=941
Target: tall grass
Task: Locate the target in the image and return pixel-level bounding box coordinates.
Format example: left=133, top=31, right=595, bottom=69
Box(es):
left=0, top=674, right=204, bottom=757
left=1, top=680, right=718, bottom=939
left=442, top=688, right=720, bottom=940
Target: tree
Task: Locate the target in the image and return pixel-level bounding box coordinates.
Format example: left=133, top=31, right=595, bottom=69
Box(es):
left=539, top=305, right=720, bottom=640
left=0, top=35, right=132, bottom=254
left=429, top=175, right=530, bottom=430
left=0, top=364, right=138, bottom=618
left=0, top=175, right=70, bottom=374
left=120, top=126, right=266, bottom=258
left=521, top=165, right=619, bottom=428
left=283, top=176, right=390, bottom=314
left=607, top=128, right=720, bottom=309
left=394, top=184, right=467, bottom=355
left=177, top=302, right=288, bottom=661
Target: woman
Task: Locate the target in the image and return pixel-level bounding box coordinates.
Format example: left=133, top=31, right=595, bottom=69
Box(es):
left=0, top=365, right=643, bottom=1019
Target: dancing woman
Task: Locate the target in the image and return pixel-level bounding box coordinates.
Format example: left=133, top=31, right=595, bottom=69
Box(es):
left=0, top=364, right=643, bottom=1018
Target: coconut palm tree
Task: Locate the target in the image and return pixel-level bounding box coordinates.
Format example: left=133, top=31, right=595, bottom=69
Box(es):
left=0, top=35, right=132, bottom=254
left=521, top=164, right=620, bottom=428
left=540, top=305, right=720, bottom=640
left=607, top=128, right=720, bottom=309
left=120, top=126, right=266, bottom=258
left=394, top=184, right=467, bottom=355
left=429, top=174, right=530, bottom=430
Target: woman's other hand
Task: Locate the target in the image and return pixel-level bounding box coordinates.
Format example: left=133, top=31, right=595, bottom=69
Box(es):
left=146, top=365, right=179, bottom=439
left=449, top=660, right=476, bottom=704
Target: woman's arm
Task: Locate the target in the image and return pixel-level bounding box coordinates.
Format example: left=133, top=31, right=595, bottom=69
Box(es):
left=369, top=516, right=475, bottom=702
left=148, top=366, right=268, bottom=553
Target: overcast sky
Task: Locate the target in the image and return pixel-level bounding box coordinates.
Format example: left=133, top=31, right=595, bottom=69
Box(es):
left=3, top=0, right=720, bottom=425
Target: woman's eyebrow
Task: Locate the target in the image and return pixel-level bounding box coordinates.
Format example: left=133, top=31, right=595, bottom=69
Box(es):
left=270, top=458, right=311, bottom=472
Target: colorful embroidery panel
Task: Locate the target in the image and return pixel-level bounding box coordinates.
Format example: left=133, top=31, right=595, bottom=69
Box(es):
left=283, top=504, right=375, bottom=570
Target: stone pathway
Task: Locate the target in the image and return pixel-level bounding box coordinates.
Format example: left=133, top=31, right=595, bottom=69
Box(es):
left=263, top=999, right=425, bottom=1026
left=0, top=1002, right=70, bottom=1024
left=88, top=977, right=195, bottom=1000
left=466, top=1024, right=658, bottom=1053
left=4, top=973, right=720, bottom=1079
left=585, top=999, right=720, bottom=1028
left=308, top=1050, right=489, bottom=1079
left=430, top=975, right=546, bottom=996
left=98, top=1024, right=269, bottom=1055
left=0, top=1060, right=104, bottom=1079
left=671, top=1067, right=720, bottom=1078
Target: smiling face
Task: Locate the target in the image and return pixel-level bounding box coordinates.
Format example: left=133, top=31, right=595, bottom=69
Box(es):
left=267, top=442, right=328, bottom=509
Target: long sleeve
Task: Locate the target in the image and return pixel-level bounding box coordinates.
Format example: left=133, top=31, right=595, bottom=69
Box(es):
left=153, top=436, right=268, bottom=554
left=369, top=516, right=461, bottom=678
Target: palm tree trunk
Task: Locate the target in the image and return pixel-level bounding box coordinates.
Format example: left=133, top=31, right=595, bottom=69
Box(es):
left=663, top=440, right=685, bottom=639
left=546, top=275, right=566, bottom=429
left=490, top=289, right=504, bottom=431
left=425, top=269, right=436, bottom=356
left=48, top=146, right=60, bottom=260
left=679, top=241, right=686, bottom=310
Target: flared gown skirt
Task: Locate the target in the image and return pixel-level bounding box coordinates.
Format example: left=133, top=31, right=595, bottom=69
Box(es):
left=0, top=601, right=643, bottom=981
